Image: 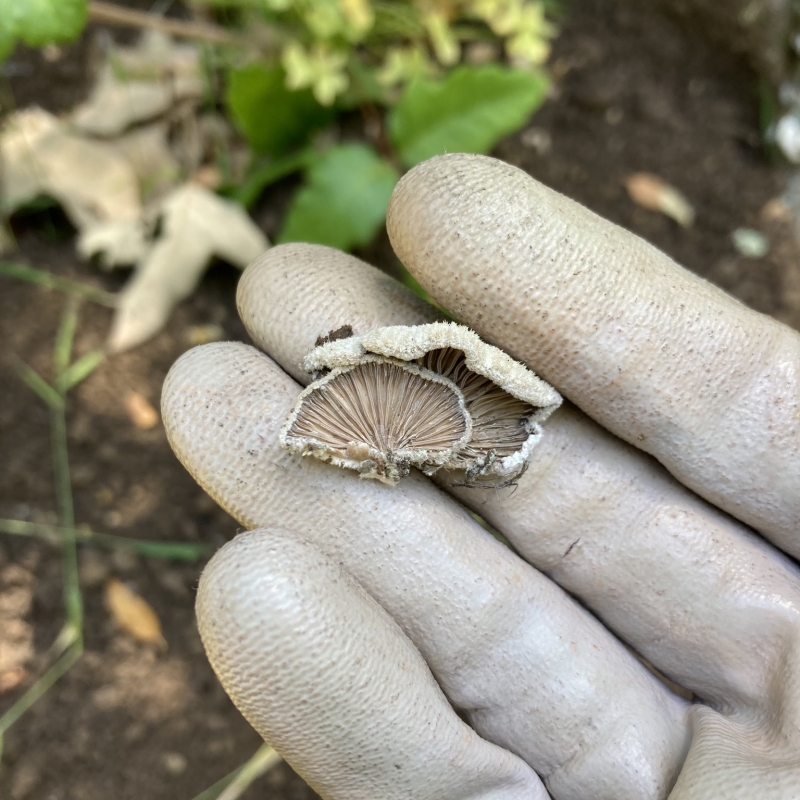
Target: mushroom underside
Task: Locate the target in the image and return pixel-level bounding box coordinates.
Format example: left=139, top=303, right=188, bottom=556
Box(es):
left=280, top=360, right=472, bottom=484
left=282, top=343, right=543, bottom=485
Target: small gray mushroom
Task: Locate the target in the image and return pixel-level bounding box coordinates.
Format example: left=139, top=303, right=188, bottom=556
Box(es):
left=280, top=357, right=472, bottom=484
left=282, top=322, right=561, bottom=485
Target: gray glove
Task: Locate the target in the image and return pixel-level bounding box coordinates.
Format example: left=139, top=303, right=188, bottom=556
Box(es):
left=162, top=154, right=800, bottom=800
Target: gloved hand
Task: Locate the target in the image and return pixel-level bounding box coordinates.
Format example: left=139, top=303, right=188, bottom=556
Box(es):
left=161, top=154, right=800, bottom=800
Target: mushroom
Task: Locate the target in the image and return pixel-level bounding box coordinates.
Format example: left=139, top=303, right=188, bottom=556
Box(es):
left=280, top=357, right=472, bottom=484
left=285, top=321, right=561, bottom=484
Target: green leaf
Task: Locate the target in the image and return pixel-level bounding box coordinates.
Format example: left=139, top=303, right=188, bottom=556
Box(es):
left=226, top=63, right=335, bottom=157
left=0, top=0, right=87, bottom=60
left=388, top=64, right=549, bottom=168
left=277, top=144, right=398, bottom=251
left=231, top=147, right=315, bottom=208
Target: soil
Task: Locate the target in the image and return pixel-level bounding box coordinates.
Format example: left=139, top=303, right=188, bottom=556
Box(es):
left=1, top=1, right=799, bottom=799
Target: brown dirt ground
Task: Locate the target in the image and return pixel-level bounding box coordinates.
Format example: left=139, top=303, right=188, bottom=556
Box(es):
left=1, top=0, right=799, bottom=799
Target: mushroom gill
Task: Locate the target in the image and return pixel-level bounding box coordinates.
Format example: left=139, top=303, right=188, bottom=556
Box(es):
left=280, top=359, right=472, bottom=484
left=291, top=322, right=561, bottom=485
left=420, top=348, right=535, bottom=478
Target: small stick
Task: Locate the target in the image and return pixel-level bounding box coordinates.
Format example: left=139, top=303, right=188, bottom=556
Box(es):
left=88, top=2, right=243, bottom=46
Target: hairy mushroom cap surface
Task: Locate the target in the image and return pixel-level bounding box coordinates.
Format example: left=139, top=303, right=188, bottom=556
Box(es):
left=302, top=322, right=562, bottom=482
left=280, top=357, right=472, bottom=484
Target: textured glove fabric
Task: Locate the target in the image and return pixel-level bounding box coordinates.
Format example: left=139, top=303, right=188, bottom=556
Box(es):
left=197, top=528, right=547, bottom=800
left=387, top=154, right=800, bottom=555
left=163, top=154, right=800, bottom=800
left=163, top=341, right=689, bottom=800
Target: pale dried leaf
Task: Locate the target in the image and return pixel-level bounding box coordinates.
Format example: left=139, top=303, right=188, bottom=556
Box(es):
left=624, top=173, right=695, bottom=227
left=77, top=219, right=150, bottom=268
left=107, top=184, right=268, bottom=352
left=105, top=578, right=166, bottom=648
left=72, top=31, right=203, bottom=137
left=105, top=122, right=182, bottom=202
left=124, top=391, right=160, bottom=429
left=0, top=107, right=141, bottom=230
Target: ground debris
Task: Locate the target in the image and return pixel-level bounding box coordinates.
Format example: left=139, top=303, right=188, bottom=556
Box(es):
left=124, top=391, right=160, bottom=430
left=105, top=578, right=167, bottom=649
left=623, top=172, right=695, bottom=227
left=0, top=31, right=268, bottom=353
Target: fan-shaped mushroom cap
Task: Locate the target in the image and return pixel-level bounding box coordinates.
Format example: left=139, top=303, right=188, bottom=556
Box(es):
left=280, top=357, right=472, bottom=484
left=303, top=322, right=561, bottom=481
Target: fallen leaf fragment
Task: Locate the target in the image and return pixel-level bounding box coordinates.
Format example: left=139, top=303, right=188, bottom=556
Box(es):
left=624, top=173, right=695, bottom=227
left=105, top=578, right=166, bottom=648
left=0, top=108, right=142, bottom=231
left=106, top=122, right=182, bottom=203
left=71, top=31, right=203, bottom=137
left=107, top=184, right=268, bottom=352
left=124, top=391, right=160, bottom=429
left=77, top=218, right=150, bottom=268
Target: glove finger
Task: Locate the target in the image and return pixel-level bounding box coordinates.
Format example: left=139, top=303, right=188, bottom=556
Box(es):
left=238, top=244, right=800, bottom=750
left=667, top=706, right=800, bottom=799
left=162, top=339, right=690, bottom=800
left=386, top=153, right=800, bottom=557
left=197, top=527, right=546, bottom=800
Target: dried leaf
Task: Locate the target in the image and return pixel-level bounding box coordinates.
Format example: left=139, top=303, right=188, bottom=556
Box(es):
left=76, top=219, right=150, bottom=269
left=107, top=122, right=182, bottom=202
left=624, top=173, right=695, bottom=227
left=124, top=391, right=159, bottom=429
left=107, top=184, right=268, bottom=352
left=0, top=107, right=141, bottom=230
left=105, top=578, right=166, bottom=648
left=72, top=31, right=203, bottom=137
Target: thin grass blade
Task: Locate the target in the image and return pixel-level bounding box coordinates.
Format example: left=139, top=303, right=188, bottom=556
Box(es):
left=57, top=349, right=105, bottom=393
left=0, top=262, right=118, bottom=307
left=11, top=356, right=63, bottom=409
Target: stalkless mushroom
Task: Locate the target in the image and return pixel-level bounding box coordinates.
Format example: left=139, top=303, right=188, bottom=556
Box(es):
left=280, top=357, right=472, bottom=484
left=287, top=321, right=561, bottom=485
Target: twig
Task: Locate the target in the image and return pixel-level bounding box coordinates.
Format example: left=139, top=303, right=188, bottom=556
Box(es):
left=88, top=2, right=244, bottom=46
left=0, top=262, right=118, bottom=307
left=0, top=518, right=213, bottom=563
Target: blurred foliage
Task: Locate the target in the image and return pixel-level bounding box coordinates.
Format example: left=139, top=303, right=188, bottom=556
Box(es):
left=388, top=63, right=548, bottom=167
left=277, top=143, right=398, bottom=249
left=226, top=63, right=336, bottom=156
left=218, top=0, right=555, bottom=249
left=0, top=0, right=557, bottom=251
left=0, top=0, right=87, bottom=60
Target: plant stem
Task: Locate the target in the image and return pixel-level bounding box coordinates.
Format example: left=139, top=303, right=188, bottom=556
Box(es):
left=0, top=262, right=117, bottom=307
left=51, top=407, right=82, bottom=640
left=0, top=643, right=82, bottom=745
left=51, top=300, right=84, bottom=644
left=216, top=745, right=281, bottom=800
left=0, top=518, right=213, bottom=562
